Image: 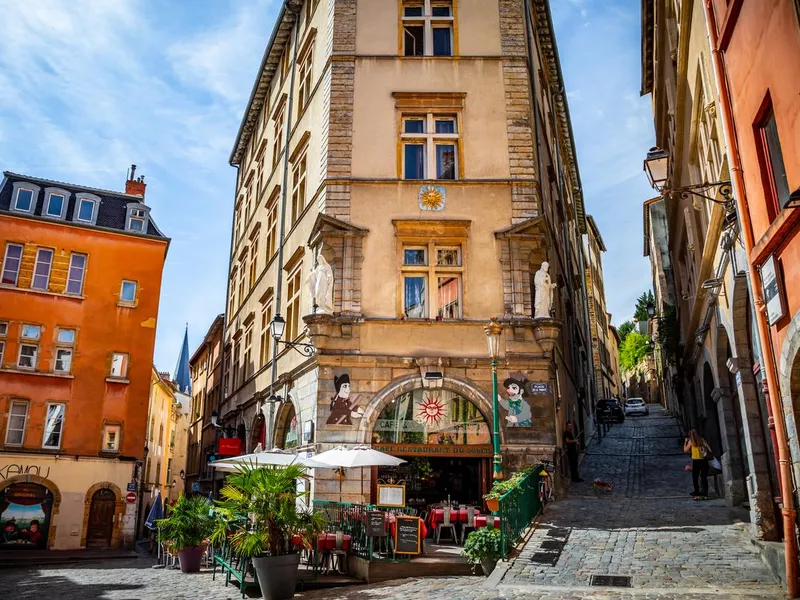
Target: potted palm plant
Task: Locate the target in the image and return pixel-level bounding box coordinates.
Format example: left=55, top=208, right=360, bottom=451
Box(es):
left=462, top=527, right=502, bottom=576
left=156, top=494, right=214, bottom=573
left=212, top=463, right=325, bottom=600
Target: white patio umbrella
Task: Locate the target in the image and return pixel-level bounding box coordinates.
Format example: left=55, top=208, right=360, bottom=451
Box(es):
left=312, top=445, right=406, bottom=501
left=209, top=448, right=326, bottom=472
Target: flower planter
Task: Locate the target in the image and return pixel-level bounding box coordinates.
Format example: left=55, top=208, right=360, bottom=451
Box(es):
left=485, top=498, right=499, bottom=512
left=177, top=546, right=205, bottom=573
left=252, top=553, right=301, bottom=600
left=480, top=559, right=498, bottom=576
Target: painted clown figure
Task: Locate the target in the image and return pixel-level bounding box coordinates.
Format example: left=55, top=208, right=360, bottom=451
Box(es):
left=499, top=377, right=532, bottom=427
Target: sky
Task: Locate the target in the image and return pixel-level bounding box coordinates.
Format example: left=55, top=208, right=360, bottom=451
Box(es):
left=0, top=0, right=653, bottom=372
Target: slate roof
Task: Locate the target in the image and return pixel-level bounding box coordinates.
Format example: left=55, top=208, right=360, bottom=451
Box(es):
left=0, top=171, right=167, bottom=239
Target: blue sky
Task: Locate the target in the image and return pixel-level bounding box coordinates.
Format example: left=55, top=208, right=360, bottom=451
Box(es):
left=0, top=0, right=653, bottom=372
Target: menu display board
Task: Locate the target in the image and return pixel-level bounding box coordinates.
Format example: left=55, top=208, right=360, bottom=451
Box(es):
left=377, top=484, right=406, bottom=508
left=394, top=516, right=422, bottom=554
left=366, top=511, right=386, bottom=537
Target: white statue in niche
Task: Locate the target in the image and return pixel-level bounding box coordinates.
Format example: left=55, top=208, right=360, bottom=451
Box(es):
left=533, top=261, right=557, bottom=319
left=307, top=247, right=334, bottom=314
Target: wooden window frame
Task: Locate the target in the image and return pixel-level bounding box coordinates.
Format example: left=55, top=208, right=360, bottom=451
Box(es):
left=42, top=402, right=66, bottom=450
left=5, top=400, right=29, bottom=447
left=400, top=113, right=460, bottom=180
left=286, top=262, right=303, bottom=341
left=66, top=253, right=87, bottom=295
left=400, top=0, right=457, bottom=57
left=754, top=95, right=790, bottom=223
left=1, top=243, right=23, bottom=286
left=31, top=247, right=54, bottom=291
left=291, top=149, right=308, bottom=224
left=259, top=298, right=274, bottom=368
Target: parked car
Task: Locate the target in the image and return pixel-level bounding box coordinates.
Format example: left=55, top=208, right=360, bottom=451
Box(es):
left=624, top=397, right=649, bottom=416
left=596, top=398, right=625, bottom=423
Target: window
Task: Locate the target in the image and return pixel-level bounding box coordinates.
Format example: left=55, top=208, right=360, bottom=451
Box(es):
left=75, top=198, right=97, bottom=223
left=120, top=280, right=137, bottom=304
left=102, top=424, right=121, bottom=452
left=21, top=324, right=41, bottom=340
left=228, top=270, right=237, bottom=316
left=243, top=324, right=253, bottom=379
left=291, top=151, right=308, bottom=223
left=305, top=0, right=319, bottom=23
left=298, top=46, right=314, bottom=110
left=54, top=348, right=72, bottom=373
left=402, top=1, right=454, bottom=57
left=149, top=416, right=155, bottom=442
left=12, top=187, right=35, bottom=213
left=110, top=352, right=129, bottom=378
left=5, top=400, right=28, bottom=446
left=757, top=106, right=791, bottom=219
left=401, top=114, right=459, bottom=179
left=0, top=322, right=6, bottom=337
left=17, top=345, right=37, bottom=369
left=232, top=341, right=240, bottom=389
left=66, top=253, right=87, bottom=295
left=266, top=195, right=278, bottom=260
left=401, top=243, right=463, bottom=319
left=249, top=239, right=259, bottom=289
left=31, top=248, right=54, bottom=291
left=0, top=322, right=6, bottom=366
left=128, top=208, right=146, bottom=232
left=42, top=403, right=65, bottom=449
left=45, top=193, right=66, bottom=218
left=286, top=264, right=303, bottom=341
left=259, top=300, right=273, bottom=367
left=238, top=260, right=247, bottom=304
left=1, top=243, right=23, bottom=285
left=273, top=104, right=286, bottom=168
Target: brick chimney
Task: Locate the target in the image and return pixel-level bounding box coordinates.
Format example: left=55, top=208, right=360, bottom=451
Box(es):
left=125, top=164, right=147, bottom=199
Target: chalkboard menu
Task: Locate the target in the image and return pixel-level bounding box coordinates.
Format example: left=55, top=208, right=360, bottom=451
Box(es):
left=394, top=516, right=422, bottom=554
left=366, top=511, right=386, bottom=537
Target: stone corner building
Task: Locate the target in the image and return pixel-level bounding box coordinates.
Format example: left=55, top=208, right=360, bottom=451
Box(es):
left=218, top=0, right=595, bottom=504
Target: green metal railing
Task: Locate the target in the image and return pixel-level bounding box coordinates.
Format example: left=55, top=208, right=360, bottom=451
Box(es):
left=498, top=466, right=543, bottom=557
left=313, top=500, right=415, bottom=562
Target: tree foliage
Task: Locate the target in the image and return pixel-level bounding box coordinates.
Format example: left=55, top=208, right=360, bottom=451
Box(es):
left=156, top=494, right=215, bottom=551
left=634, top=291, right=656, bottom=322
left=617, top=321, right=635, bottom=343
left=620, top=331, right=650, bottom=371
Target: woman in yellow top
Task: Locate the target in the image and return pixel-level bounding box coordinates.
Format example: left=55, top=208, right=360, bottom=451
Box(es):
left=684, top=429, right=710, bottom=500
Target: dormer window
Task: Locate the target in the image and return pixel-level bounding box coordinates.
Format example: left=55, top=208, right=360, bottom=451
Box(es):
left=43, top=188, right=70, bottom=220
left=10, top=182, right=40, bottom=214
left=72, top=193, right=100, bottom=225
left=125, top=203, right=150, bottom=233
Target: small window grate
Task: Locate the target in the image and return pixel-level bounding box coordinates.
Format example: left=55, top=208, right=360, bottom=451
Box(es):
left=540, top=540, right=565, bottom=551
left=530, top=552, right=559, bottom=566
left=590, top=575, right=632, bottom=587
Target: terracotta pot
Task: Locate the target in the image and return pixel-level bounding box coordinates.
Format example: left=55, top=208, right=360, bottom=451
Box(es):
left=485, top=498, right=499, bottom=512
left=177, top=546, right=205, bottom=573
left=252, top=553, right=300, bottom=600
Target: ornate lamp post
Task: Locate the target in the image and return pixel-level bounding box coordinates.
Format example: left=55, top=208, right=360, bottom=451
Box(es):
left=484, top=318, right=504, bottom=483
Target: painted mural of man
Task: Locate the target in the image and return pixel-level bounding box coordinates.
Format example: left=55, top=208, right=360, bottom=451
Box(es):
left=327, top=374, right=365, bottom=425
left=499, top=377, right=532, bottom=427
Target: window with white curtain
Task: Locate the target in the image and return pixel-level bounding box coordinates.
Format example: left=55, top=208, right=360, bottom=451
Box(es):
left=42, top=403, right=65, bottom=449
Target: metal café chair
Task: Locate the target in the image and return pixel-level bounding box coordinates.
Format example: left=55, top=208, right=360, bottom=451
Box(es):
left=327, top=531, right=348, bottom=575
left=459, top=506, right=477, bottom=545
left=435, top=506, right=458, bottom=544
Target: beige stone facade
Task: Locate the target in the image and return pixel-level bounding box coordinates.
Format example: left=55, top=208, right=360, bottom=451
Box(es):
left=584, top=215, right=615, bottom=399
left=219, top=0, right=595, bottom=503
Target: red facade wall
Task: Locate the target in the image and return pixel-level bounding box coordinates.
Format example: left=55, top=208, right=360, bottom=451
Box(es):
left=721, top=0, right=800, bottom=350
left=0, top=215, right=167, bottom=459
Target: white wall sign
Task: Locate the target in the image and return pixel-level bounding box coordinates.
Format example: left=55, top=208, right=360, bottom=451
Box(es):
left=761, top=255, right=786, bottom=325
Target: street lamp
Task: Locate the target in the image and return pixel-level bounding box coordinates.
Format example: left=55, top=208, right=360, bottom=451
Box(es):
left=643, top=147, right=670, bottom=192
left=646, top=301, right=656, bottom=319
left=484, top=317, right=504, bottom=484
left=269, top=313, right=316, bottom=357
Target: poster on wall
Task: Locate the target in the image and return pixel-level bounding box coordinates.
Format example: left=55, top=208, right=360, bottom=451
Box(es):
left=0, top=483, right=53, bottom=549
left=327, top=372, right=365, bottom=426
left=499, top=373, right=533, bottom=427
left=761, top=255, right=786, bottom=326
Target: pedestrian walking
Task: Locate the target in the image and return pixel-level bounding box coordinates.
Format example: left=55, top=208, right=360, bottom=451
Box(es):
left=563, top=421, right=583, bottom=482
left=684, top=429, right=710, bottom=500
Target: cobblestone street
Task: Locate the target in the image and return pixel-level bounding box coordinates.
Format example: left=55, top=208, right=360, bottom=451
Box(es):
left=1, top=406, right=783, bottom=599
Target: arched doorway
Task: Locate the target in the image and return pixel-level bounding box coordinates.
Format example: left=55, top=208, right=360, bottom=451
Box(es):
left=278, top=403, right=298, bottom=450
left=86, top=488, right=116, bottom=549
left=702, top=363, right=723, bottom=457
left=370, top=387, right=492, bottom=508
left=0, top=482, right=54, bottom=549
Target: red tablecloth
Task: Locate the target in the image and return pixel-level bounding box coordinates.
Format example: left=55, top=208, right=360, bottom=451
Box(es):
left=474, top=515, right=500, bottom=529
left=427, top=508, right=481, bottom=529
left=315, top=533, right=352, bottom=552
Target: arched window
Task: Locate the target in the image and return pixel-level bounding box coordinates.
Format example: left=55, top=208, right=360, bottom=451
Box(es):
left=281, top=404, right=298, bottom=450
left=373, top=389, right=489, bottom=445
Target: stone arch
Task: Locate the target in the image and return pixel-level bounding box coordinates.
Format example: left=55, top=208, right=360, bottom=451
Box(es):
left=249, top=411, right=266, bottom=451
left=0, top=474, right=62, bottom=550
left=701, top=360, right=723, bottom=457
left=356, top=374, right=494, bottom=445
left=274, top=398, right=300, bottom=450
left=80, top=482, right=125, bottom=549
left=778, top=309, right=800, bottom=492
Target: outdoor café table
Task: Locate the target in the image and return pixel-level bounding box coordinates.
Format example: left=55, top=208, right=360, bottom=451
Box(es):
left=316, top=532, right=353, bottom=552
left=473, top=515, right=500, bottom=529
left=427, top=507, right=481, bottom=529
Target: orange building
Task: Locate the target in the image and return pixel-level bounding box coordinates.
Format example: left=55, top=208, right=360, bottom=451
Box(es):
left=0, top=169, right=168, bottom=550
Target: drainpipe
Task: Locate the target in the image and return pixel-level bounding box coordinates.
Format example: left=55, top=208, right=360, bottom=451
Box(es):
left=703, top=2, right=798, bottom=594
left=267, top=2, right=302, bottom=451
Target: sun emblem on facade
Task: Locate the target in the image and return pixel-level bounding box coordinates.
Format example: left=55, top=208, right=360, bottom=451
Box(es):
left=416, top=393, right=447, bottom=426
left=418, top=185, right=446, bottom=211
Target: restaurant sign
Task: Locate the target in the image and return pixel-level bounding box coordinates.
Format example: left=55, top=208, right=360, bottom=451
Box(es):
left=372, top=443, right=492, bottom=457
left=761, top=255, right=786, bottom=325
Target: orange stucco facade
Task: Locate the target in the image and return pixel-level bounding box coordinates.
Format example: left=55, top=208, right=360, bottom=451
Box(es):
left=0, top=215, right=167, bottom=458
